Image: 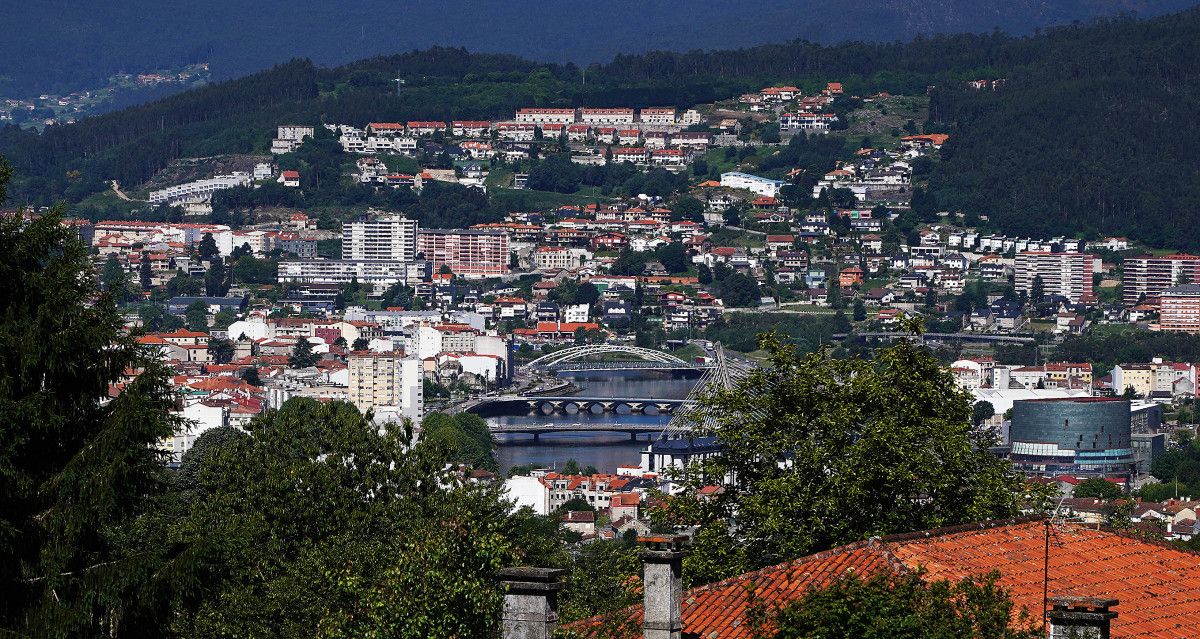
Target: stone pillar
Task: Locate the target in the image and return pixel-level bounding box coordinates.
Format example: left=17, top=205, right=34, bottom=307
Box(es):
left=640, top=535, right=685, bottom=639
left=498, top=567, right=566, bottom=639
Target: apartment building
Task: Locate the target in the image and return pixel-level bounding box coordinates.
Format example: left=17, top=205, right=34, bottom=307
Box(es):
left=532, top=246, right=590, bottom=271
left=780, top=112, right=838, bottom=133
left=1014, top=252, right=1095, bottom=303
left=271, top=124, right=314, bottom=154
left=513, top=108, right=576, bottom=125
left=1160, top=284, right=1200, bottom=333
left=720, top=171, right=786, bottom=198
left=348, top=351, right=423, bottom=424
left=342, top=215, right=418, bottom=261
left=149, top=172, right=251, bottom=205
left=639, top=107, right=676, bottom=126
left=1122, top=254, right=1200, bottom=306
left=580, top=108, right=635, bottom=126
left=416, top=228, right=509, bottom=279
left=276, top=259, right=429, bottom=293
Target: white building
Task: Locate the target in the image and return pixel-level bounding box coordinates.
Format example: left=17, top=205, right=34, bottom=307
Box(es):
left=514, top=108, right=576, bottom=125
left=504, top=475, right=550, bottom=515
left=348, top=351, right=424, bottom=424
left=271, top=124, right=315, bottom=154
left=343, top=215, right=418, bottom=261
left=720, top=171, right=786, bottom=198
left=580, top=108, right=635, bottom=126
left=276, top=260, right=429, bottom=293
left=149, top=172, right=251, bottom=205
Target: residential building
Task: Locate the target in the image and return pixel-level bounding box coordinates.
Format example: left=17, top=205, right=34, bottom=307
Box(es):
left=277, top=260, right=430, bottom=293
left=348, top=351, right=423, bottom=424
left=342, top=215, right=418, bottom=261
left=1159, top=284, right=1200, bottom=333
left=639, top=107, right=676, bottom=125
left=719, top=171, right=786, bottom=198
left=149, top=172, right=251, bottom=205
left=1124, top=255, right=1200, bottom=306
left=580, top=108, right=635, bottom=126
left=513, top=108, right=576, bottom=125
left=1014, top=252, right=1095, bottom=303
left=416, top=229, right=510, bottom=279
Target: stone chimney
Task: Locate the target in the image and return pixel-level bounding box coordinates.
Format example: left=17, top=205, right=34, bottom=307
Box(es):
left=640, top=535, right=686, bottom=639
left=498, top=567, right=566, bottom=639
left=1047, top=596, right=1119, bottom=639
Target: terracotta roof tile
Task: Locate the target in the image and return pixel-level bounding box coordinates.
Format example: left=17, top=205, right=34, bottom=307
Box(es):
left=571, top=518, right=1200, bottom=638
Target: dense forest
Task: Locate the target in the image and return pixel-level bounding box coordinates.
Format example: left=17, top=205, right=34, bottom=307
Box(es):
left=3, top=8, right=1200, bottom=247
left=4, top=0, right=1195, bottom=97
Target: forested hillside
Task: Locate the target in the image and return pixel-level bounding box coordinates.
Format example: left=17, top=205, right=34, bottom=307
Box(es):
left=3, top=8, right=1200, bottom=247
left=924, top=14, right=1200, bottom=248
left=3, top=0, right=1194, bottom=97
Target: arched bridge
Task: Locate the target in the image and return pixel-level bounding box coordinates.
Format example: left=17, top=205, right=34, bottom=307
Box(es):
left=525, top=345, right=698, bottom=372
left=470, top=395, right=687, bottom=417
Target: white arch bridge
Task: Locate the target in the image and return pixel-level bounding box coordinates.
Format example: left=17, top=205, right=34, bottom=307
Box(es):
left=525, top=345, right=701, bottom=372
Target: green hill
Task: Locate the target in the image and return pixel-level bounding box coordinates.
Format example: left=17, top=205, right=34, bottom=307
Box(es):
left=2, top=9, right=1200, bottom=248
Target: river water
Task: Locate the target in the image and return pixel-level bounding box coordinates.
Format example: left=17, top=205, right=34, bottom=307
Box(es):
left=493, top=370, right=700, bottom=474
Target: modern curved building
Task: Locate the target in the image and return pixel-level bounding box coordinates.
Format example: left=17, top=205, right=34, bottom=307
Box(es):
left=1008, top=397, right=1135, bottom=478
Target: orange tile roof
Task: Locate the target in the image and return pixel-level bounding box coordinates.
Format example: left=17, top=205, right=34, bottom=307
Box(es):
left=571, top=518, right=1200, bottom=638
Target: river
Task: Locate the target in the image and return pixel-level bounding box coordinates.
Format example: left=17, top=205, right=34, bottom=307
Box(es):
left=492, top=370, right=700, bottom=474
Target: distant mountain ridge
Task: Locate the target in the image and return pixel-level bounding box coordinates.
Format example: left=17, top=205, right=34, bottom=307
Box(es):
left=1, top=0, right=1197, bottom=97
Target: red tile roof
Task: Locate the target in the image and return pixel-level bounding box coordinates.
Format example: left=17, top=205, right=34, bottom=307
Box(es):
left=572, top=518, right=1200, bottom=638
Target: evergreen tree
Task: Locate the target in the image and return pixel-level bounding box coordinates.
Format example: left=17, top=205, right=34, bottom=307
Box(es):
left=138, top=252, right=153, bottom=291
left=852, top=298, right=867, bottom=322
left=204, top=257, right=227, bottom=297
left=352, top=337, right=370, bottom=351
left=289, top=337, right=319, bottom=368
left=1030, top=275, right=1045, bottom=305
left=185, top=300, right=208, bottom=332
left=101, top=254, right=128, bottom=298
left=0, top=176, right=182, bottom=636
left=240, top=366, right=262, bottom=386
left=207, top=337, right=234, bottom=364
left=198, top=232, right=219, bottom=262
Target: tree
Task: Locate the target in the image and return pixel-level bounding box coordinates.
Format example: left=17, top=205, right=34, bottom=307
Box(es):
left=207, top=337, right=234, bottom=364
left=169, top=398, right=536, bottom=638
left=657, top=327, right=1022, bottom=567
left=772, top=572, right=1039, bottom=639
left=204, top=257, right=228, bottom=297
left=562, top=458, right=582, bottom=475
left=698, top=263, right=713, bottom=285
left=352, top=336, right=370, bottom=351
left=972, top=400, right=995, bottom=426
left=166, top=273, right=203, bottom=298
left=0, top=196, right=182, bottom=636
left=240, top=366, right=262, bottom=386
left=1030, top=275, right=1045, bottom=304
left=1072, top=478, right=1124, bottom=500
left=673, top=196, right=704, bottom=222
left=421, top=412, right=497, bottom=471
left=288, top=337, right=319, bottom=368
left=852, top=298, right=867, bottom=322
left=185, top=299, right=209, bottom=332
left=101, top=254, right=129, bottom=298
left=657, top=242, right=690, bottom=274
left=198, top=232, right=219, bottom=262
left=139, top=252, right=153, bottom=290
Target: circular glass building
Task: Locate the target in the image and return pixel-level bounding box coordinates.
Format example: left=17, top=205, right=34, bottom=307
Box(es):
left=1008, top=397, right=1135, bottom=478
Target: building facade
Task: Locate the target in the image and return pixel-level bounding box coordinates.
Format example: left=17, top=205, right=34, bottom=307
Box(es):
left=1014, top=252, right=1095, bottom=303
left=1008, top=397, right=1135, bottom=479
left=1159, top=284, right=1200, bottom=333
left=342, top=215, right=418, bottom=261
left=348, top=351, right=423, bottom=424
left=416, top=229, right=509, bottom=279
left=1122, top=254, right=1200, bottom=306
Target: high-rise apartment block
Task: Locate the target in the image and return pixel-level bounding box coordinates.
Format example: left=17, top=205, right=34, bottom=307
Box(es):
left=347, top=351, right=423, bottom=424
left=1159, top=284, right=1200, bottom=333
left=1122, top=254, right=1200, bottom=306
left=416, top=229, right=509, bottom=278
left=1014, top=252, right=1095, bottom=303
left=342, top=215, right=418, bottom=261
